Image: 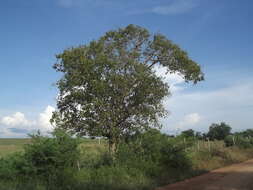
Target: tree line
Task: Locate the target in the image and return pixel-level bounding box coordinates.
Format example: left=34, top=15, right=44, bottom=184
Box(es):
left=180, top=122, right=253, bottom=148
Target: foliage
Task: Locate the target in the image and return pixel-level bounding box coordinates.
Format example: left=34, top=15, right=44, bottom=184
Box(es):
left=191, top=141, right=253, bottom=172
left=0, top=129, right=81, bottom=189
left=1, top=128, right=253, bottom=190
left=52, top=24, right=204, bottom=154
left=234, top=129, right=253, bottom=138
left=225, top=135, right=253, bottom=148
left=23, top=130, right=80, bottom=183
left=116, top=129, right=193, bottom=184
left=207, top=122, right=231, bottom=140
left=241, top=129, right=253, bottom=137
left=181, top=129, right=195, bottom=138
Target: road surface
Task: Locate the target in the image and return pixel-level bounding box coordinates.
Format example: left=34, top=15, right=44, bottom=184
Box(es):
left=157, top=159, right=253, bottom=190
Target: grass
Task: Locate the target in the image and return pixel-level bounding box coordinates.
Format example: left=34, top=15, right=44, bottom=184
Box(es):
left=189, top=140, right=253, bottom=173
left=0, top=138, right=105, bottom=158
left=0, top=139, right=31, bottom=158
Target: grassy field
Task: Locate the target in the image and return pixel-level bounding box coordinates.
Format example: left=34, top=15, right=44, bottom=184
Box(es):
left=0, top=138, right=106, bottom=158
left=0, top=139, right=31, bottom=158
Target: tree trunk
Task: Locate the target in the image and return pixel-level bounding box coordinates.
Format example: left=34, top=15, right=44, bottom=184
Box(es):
left=109, top=139, right=117, bottom=159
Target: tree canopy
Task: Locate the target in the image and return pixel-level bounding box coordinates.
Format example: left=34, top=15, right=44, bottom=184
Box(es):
left=51, top=24, right=204, bottom=153
left=181, top=129, right=195, bottom=138
left=207, top=122, right=232, bottom=140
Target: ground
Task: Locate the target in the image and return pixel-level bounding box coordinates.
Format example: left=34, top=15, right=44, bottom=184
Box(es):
left=157, top=159, right=253, bottom=190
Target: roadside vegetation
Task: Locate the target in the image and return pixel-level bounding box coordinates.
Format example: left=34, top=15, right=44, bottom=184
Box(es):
left=0, top=124, right=253, bottom=190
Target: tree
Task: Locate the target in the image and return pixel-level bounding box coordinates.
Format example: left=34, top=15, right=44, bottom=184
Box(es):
left=207, top=122, right=231, bottom=140
left=181, top=129, right=195, bottom=138
left=51, top=24, right=204, bottom=155
left=242, top=129, right=253, bottom=138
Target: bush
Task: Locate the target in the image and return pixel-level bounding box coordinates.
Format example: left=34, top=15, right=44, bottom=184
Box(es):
left=116, top=129, right=192, bottom=184
left=224, top=135, right=234, bottom=147
left=0, top=129, right=81, bottom=189
left=225, top=135, right=253, bottom=148
left=0, top=153, right=31, bottom=180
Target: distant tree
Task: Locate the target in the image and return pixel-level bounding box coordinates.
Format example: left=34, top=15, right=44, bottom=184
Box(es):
left=51, top=24, right=204, bottom=155
left=242, top=129, right=253, bottom=138
left=195, top=132, right=203, bottom=140
left=207, top=122, right=232, bottom=140
left=181, top=129, right=195, bottom=138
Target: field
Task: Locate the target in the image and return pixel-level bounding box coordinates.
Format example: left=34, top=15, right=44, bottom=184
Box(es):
left=0, top=138, right=105, bottom=158
left=0, top=139, right=31, bottom=158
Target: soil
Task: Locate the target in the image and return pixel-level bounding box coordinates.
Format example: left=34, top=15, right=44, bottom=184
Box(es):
left=157, top=159, right=253, bottom=190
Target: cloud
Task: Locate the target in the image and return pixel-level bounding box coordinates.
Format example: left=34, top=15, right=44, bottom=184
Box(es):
left=161, top=81, right=253, bottom=134
left=177, top=113, right=201, bottom=129
left=152, top=0, right=197, bottom=15
left=154, top=65, right=185, bottom=93
left=1, top=112, right=34, bottom=127
left=56, top=0, right=199, bottom=16
left=0, top=106, right=55, bottom=137
left=38, top=106, right=55, bottom=131
left=129, top=0, right=198, bottom=15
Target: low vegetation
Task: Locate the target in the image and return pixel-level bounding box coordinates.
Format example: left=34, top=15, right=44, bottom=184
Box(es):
left=0, top=125, right=253, bottom=190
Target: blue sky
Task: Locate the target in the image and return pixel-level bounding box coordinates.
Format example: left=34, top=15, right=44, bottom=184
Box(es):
left=0, top=0, right=252, bottom=137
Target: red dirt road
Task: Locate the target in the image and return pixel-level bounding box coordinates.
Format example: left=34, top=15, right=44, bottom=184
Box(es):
left=157, top=159, right=253, bottom=190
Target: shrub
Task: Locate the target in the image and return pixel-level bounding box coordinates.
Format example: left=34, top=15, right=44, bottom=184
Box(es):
left=116, top=129, right=192, bottom=183
left=225, top=135, right=253, bottom=148
left=0, top=129, right=81, bottom=189
left=224, top=135, right=234, bottom=147
left=0, top=153, right=32, bottom=180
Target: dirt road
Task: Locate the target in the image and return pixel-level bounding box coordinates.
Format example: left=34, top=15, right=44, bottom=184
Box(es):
left=157, top=159, right=253, bottom=190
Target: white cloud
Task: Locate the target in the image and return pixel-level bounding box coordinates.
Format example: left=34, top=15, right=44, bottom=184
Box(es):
left=0, top=106, right=55, bottom=137
left=1, top=112, right=34, bottom=127
left=177, top=113, right=201, bottom=129
left=161, top=81, right=253, bottom=134
left=38, top=106, right=55, bottom=131
left=153, top=65, right=185, bottom=92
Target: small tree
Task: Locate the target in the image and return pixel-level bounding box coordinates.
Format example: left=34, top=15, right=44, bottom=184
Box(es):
left=52, top=24, right=204, bottom=155
left=207, top=122, right=231, bottom=140
left=181, top=129, right=195, bottom=138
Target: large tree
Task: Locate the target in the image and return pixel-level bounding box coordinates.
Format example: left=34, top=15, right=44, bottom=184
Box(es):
left=52, top=25, right=204, bottom=154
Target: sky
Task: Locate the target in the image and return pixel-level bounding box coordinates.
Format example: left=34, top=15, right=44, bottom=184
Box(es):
left=0, top=0, right=252, bottom=137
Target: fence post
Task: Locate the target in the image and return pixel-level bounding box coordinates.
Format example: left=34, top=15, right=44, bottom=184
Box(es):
left=184, top=138, right=186, bottom=152
left=207, top=138, right=211, bottom=152
left=232, top=136, right=235, bottom=146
